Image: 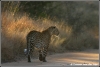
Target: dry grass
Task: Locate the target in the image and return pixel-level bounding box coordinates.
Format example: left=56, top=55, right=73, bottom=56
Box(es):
left=1, top=11, right=98, bottom=63
left=1, top=12, right=72, bottom=62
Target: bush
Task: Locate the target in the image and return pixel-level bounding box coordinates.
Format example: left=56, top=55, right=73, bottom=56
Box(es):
left=1, top=1, right=98, bottom=63
left=1, top=12, right=71, bottom=62
left=61, top=31, right=99, bottom=51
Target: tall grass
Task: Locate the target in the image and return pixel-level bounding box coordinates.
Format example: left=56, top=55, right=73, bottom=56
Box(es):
left=1, top=1, right=99, bottom=63
left=1, top=12, right=72, bottom=62
left=1, top=11, right=98, bottom=63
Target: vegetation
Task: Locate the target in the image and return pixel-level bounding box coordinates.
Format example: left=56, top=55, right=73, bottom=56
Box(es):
left=1, top=1, right=99, bottom=63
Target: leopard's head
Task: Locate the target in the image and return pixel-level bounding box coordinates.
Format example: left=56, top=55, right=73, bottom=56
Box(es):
left=48, top=26, right=59, bottom=36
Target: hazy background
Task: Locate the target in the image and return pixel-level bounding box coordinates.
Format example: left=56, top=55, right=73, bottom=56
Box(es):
left=1, top=1, right=99, bottom=63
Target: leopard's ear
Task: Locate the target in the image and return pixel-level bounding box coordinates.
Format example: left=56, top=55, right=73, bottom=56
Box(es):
left=54, top=25, right=57, bottom=27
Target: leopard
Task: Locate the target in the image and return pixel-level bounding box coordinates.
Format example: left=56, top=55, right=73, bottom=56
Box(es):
left=26, top=26, right=59, bottom=62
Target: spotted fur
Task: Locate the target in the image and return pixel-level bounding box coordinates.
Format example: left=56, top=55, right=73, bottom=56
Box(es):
left=26, top=26, right=59, bottom=62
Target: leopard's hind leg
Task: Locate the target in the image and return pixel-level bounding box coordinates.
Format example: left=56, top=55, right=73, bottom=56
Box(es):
left=39, top=50, right=43, bottom=61
left=42, top=46, right=49, bottom=62
left=27, top=38, right=32, bottom=62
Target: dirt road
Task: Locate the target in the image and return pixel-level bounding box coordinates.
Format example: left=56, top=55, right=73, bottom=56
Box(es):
left=2, top=49, right=99, bottom=66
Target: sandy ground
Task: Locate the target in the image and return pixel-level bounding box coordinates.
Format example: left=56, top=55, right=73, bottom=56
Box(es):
left=2, top=49, right=99, bottom=66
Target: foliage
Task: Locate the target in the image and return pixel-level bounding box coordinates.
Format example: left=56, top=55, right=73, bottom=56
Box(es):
left=1, top=1, right=99, bottom=63
left=2, top=1, right=99, bottom=34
